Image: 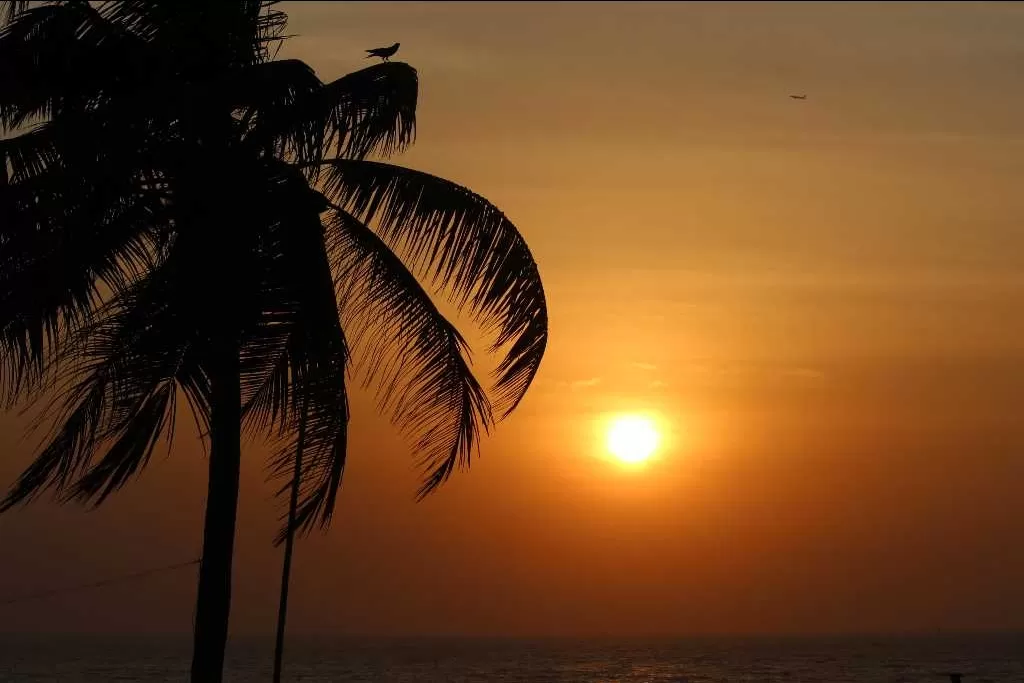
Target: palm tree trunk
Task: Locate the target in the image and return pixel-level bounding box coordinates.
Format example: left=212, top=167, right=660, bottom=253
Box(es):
left=272, top=401, right=307, bottom=683
left=190, top=338, right=241, bottom=683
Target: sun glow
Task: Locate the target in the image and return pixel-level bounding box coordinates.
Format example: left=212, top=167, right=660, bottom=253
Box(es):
left=605, top=415, right=660, bottom=464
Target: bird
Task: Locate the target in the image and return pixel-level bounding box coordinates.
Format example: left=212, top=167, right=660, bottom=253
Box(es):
left=789, top=94, right=807, bottom=100
left=365, top=42, right=400, bottom=62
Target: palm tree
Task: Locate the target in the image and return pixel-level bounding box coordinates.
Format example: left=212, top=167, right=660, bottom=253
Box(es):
left=0, top=3, right=548, bottom=683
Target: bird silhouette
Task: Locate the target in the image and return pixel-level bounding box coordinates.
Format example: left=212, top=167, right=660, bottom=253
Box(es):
left=365, top=42, right=400, bottom=62
left=789, top=94, right=807, bottom=100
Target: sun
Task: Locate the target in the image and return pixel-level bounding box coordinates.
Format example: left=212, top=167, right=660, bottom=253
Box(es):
left=606, top=415, right=660, bottom=464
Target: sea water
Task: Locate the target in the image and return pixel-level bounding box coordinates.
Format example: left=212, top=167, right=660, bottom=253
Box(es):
left=1, top=633, right=1022, bottom=682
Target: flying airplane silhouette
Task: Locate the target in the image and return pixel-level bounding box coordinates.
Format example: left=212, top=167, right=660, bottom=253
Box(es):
left=789, top=94, right=807, bottom=100
left=366, top=43, right=400, bottom=62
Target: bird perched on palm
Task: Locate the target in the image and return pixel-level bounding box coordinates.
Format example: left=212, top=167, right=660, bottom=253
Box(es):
left=366, top=42, right=400, bottom=62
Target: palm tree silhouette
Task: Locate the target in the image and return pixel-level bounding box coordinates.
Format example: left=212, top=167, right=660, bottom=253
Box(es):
left=0, top=3, right=547, bottom=682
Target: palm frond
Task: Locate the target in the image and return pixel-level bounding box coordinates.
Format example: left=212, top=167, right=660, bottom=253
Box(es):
left=0, top=1, right=31, bottom=28
left=66, top=380, right=174, bottom=504
left=255, top=209, right=351, bottom=538
left=0, top=125, right=60, bottom=181
left=238, top=170, right=329, bottom=436
left=326, top=207, right=492, bottom=498
left=240, top=332, right=291, bottom=436
left=0, top=142, right=169, bottom=404
left=320, top=63, right=417, bottom=161
left=235, top=58, right=324, bottom=160
left=246, top=61, right=417, bottom=167
left=267, top=342, right=348, bottom=543
left=99, top=1, right=284, bottom=66
left=318, top=160, right=547, bottom=419
left=0, top=1, right=143, bottom=131
left=0, top=258, right=197, bottom=511
left=0, top=367, right=106, bottom=511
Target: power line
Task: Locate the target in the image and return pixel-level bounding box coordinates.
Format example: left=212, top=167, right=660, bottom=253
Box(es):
left=0, top=558, right=200, bottom=606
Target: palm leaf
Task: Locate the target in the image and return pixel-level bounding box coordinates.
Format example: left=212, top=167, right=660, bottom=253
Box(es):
left=238, top=170, right=330, bottom=436
left=320, top=63, right=418, bottom=161
left=67, top=380, right=175, bottom=504
left=99, top=1, right=284, bottom=67
left=326, top=207, right=492, bottom=497
left=234, top=58, right=324, bottom=160
left=0, top=2, right=31, bottom=27
left=266, top=338, right=348, bottom=543
left=0, top=259, right=197, bottom=511
left=247, top=61, right=417, bottom=168
left=317, top=160, right=547, bottom=419
left=0, top=134, right=169, bottom=404
left=0, top=1, right=144, bottom=131
left=256, top=209, right=350, bottom=539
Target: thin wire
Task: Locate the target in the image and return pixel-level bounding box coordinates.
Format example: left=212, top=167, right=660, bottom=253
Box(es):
left=0, top=558, right=200, bottom=606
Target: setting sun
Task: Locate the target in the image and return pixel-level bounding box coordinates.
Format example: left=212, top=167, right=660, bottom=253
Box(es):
left=606, top=415, right=660, bottom=464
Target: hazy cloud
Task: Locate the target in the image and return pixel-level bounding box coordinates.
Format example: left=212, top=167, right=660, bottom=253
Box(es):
left=680, top=362, right=826, bottom=382
left=780, top=367, right=828, bottom=381
left=544, top=376, right=604, bottom=391
left=570, top=377, right=602, bottom=390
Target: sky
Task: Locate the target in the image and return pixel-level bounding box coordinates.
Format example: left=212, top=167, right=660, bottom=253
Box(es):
left=2, top=1, right=1024, bottom=637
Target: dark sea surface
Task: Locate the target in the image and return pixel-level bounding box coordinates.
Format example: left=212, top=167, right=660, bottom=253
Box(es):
left=1, top=633, right=1022, bottom=682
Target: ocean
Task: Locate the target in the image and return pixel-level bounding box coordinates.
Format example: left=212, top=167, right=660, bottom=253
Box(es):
left=1, top=634, right=1022, bottom=682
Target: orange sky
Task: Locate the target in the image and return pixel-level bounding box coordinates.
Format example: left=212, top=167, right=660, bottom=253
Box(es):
left=2, top=1, right=1024, bottom=637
